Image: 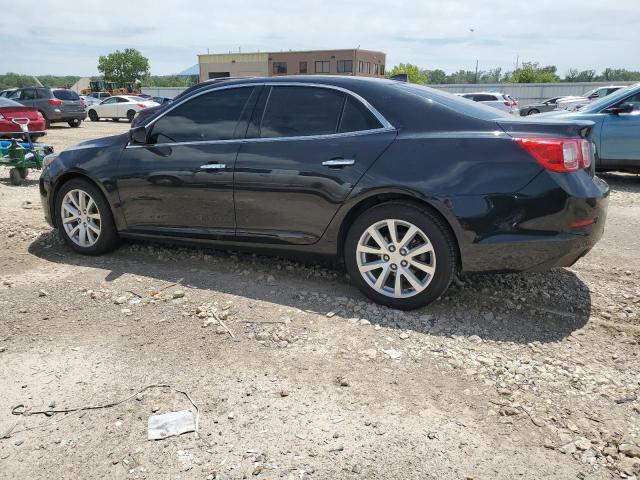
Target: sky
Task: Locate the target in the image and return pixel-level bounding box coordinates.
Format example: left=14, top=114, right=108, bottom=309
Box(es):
left=2, top=0, right=639, bottom=77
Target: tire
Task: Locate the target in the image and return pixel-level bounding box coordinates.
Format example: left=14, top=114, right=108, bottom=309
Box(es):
left=344, top=202, right=457, bottom=310
left=68, top=119, right=81, bottom=128
left=126, top=110, right=136, bottom=122
left=54, top=178, right=119, bottom=255
left=527, top=109, right=540, bottom=115
left=88, top=110, right=99, bottom=122
left=9, top=168, right=23, bottom=185
left=17, top=168, right=29, bottom=179
left=112, top=118, right=119, bottom=122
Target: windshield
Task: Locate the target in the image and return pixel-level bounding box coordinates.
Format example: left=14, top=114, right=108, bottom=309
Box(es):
left=581, top=84, right=640, bottom=113
left=53, top=89, right=80, bottom=101
left=0, top=97, right=23, bottom=107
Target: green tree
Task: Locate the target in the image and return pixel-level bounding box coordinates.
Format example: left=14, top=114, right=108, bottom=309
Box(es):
left=505, top=62, right=559, bottom=83
left=97, top=49, right=150, bottom=85
left=424, top=69, right=447, bottom=84
left=385, top=63, right=428, bottom=84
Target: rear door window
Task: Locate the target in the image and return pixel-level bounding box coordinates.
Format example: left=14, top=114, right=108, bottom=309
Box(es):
left=149, top=86, right=255, bottom=144
left=259, top=86, right=344, bottom=138
left=473, top=94, right=498, bottom=102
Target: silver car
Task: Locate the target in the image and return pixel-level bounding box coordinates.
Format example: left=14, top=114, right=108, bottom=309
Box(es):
left=456, top=92, right=519, bottom=114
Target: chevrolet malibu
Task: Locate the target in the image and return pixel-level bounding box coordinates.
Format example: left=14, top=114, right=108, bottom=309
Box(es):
left=39, top=76, right=609, bottom=310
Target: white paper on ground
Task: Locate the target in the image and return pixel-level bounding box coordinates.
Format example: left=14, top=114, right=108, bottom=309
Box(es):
left=147, top=409, right=195, bottom=440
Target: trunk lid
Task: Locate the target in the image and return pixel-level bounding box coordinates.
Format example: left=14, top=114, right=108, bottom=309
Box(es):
left=0, top=106, right=42, bottom=121
left=495, top=117, right=594, bottom=139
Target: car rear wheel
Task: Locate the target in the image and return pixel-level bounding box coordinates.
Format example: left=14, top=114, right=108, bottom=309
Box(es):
left=68, top=119, right=81, bottom=128
left=55, top=178, right=119, bottom=255
left=88, top=110, right=99, bottom=122
left=344, top=202, right=457, bottom=310
left=126, top=110, right=136, bottom=122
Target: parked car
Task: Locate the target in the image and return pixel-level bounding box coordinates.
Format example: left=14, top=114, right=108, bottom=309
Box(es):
left=80, top=95, right=101, bottom=107
left=86, top=95, right=160, bottom=122
left=39, top=76, right=608, bottom=310
left=0, top=97, right=47, bottom=138
left=519, top=96, right=583, bottom=116
left=88, top=92, right=111, bottom=100
left=152, top=96, right=172, bottom=105
left=6, top=87, right=86, bottom=127
left=0, top=88, right=18, bottom=98
left=456, top=92, right=518, bottom=114
left=539, top=83, right=640, bottom=174
left=556, top=86, right=627, bottom=112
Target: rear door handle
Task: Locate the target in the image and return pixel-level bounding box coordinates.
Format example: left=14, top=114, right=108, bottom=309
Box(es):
left=200, top=163, right=226, bottom=170
left=322, top=159, right=355, bottom=168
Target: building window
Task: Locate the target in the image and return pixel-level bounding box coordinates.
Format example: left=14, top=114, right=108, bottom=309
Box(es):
left=374, top=64, right=379, bottom=75
left=380, top=64, right=385, bottom=76
left=358, top=61, right=363, bottom=72
left=315, top=61, right=330, bottom=73
left=337, top=60, right=353, bottom=73
left=299, top=61, right=307, bottom=74
left=365, top=62, right=371, bottom=74
left=273, top=62, right=287, bottom=74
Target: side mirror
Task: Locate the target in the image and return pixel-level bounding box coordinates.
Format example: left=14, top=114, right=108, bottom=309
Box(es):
left=604, top=103, right=634, bottom=115
left=129, top=126, right=148, bottom=145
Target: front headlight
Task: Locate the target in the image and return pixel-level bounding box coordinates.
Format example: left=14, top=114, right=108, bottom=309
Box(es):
left=43, top=152, right=59, bottom=168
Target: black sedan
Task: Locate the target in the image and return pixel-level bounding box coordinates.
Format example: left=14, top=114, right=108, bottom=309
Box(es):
left=520, top=96, right=578, bottom=116
left=39, top=76, right=609, bottom=310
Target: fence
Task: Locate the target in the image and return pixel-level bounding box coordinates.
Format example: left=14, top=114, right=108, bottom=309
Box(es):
left=142, top=81, right=638, bottom=105
left=141, top=87, right=187, bottom=98
left=430, top=81, right=637, bottom=105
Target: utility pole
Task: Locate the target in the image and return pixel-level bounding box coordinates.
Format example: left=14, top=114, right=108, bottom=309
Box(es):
left=474, top=59, right=479, bottom=83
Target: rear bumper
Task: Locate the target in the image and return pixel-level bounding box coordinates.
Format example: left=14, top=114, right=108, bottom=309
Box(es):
left=48, top=111, right=87, bottom=122
left=455, top=172, right=609, bottom=273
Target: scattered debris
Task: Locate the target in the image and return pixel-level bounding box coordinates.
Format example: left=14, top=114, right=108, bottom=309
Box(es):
left=147, top=410, right=195, bottom=441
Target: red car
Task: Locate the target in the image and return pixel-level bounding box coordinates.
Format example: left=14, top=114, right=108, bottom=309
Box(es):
left=0, top=97, right=47, bottom=139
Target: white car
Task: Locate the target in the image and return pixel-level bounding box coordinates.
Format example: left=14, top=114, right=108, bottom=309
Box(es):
left=80, top=95, right=101, bottom=108
left=87, top=95, right=159, bottom=122
left=556, top=86, right=627, bottom=112
left=456, top=92, right=519, bottom=114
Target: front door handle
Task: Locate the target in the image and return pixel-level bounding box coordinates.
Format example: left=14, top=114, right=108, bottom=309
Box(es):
left=322, top=159, right=355, bottom=168
left=200, top=163, right=226, bottom=170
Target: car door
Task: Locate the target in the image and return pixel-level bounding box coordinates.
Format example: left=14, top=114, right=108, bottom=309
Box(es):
left=116, top=85, right=260, bottom=238
left=98, top=97, right=119, bottom=117
left=233, top=85, right=396, bottom=245
left=16, top=88, right=37, bottom=107
left=116, top=97, right=131, bottom=118
left=599, top=91, right=640, bottom=164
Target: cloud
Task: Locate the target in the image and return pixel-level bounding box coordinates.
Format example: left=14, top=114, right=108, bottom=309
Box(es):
left=1, top=0, right=638, bottom=76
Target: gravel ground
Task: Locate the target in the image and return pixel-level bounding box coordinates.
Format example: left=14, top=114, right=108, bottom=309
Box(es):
left=0, top=122, right=639, bottom=479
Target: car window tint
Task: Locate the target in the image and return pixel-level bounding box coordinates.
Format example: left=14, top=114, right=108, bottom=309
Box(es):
left=53, top=89, right=79, bottom=101
left=622, top=92, right=640, bottom=109
left=118, top=97, right=130, bottom=103
left=474, top=94, right=497, bottom=102
left=21, top=89, right=37, bottom=100
left=149, top=87, right=254, bottom=144
left=260, top=86, right=344, bottom=138
left=37, top=89, right=49, bottom=99
left=338, top=95, right=382, bottom=133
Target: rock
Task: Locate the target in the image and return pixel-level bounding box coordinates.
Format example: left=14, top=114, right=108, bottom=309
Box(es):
left=326, top=311, right=336, bottom=318
left=215, top=326, right=227, bottom=335
left=383, top=349, right=402, bottom=360
left=38, top=289, right=48, bottom=297
left=399, top=332, right=410, bottom=340
left=335, top=376, right=349, bottom=387
left=228, top=412, right=235, bottom=420
left=499, top=406, right=520, bottom=417
left=352, top=464, right=362, bottom=474
left=280, top=390, right=289, bottom=397
left=172, top=290, right=185, bottom=299
left=574, top=437, right=592, bottom=451
left=114, top=296, right=127, bottom=305
left=2, top=280, right=13, bottom=286
left=559, top=443, right=577, bottom=455
left=619, top=443, right=640, bottom=458
left=121, top=308, right=132, bottom=316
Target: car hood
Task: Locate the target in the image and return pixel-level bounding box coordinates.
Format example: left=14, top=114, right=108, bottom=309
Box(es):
left=63, top=133, right=129, bottom=154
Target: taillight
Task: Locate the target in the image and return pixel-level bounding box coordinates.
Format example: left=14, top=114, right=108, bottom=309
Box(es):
left=137, top=103, right=147, bottom=108
left=514, top=137, right=592, bottom=172
left=48, top=99, right=63, bottom=106
left=80, top=100, right=86, bottom=107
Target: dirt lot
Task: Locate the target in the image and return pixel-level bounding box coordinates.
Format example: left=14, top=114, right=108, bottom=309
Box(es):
left=0, top=121, right=639, bottom=479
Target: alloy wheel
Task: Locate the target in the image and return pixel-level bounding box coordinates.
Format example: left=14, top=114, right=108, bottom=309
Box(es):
left=356, top=219, right=436, bottom=298
left=61, top=189, right=101, bottom=247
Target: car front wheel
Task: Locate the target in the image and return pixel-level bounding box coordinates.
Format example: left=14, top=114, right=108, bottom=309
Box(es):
left=88, top=110, right=99, bottom=122
left=345, top=202, right=457, bottom=310
left=55, top=179, right=119, bottom=255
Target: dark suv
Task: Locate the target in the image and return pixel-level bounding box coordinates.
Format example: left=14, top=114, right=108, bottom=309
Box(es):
left=7, top=87, right=86, bottom=127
